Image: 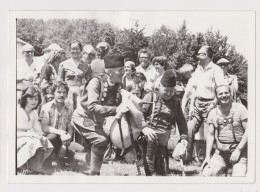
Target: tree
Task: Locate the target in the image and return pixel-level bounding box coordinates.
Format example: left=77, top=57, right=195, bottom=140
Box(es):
left=114, top=21, right=149, bottom=64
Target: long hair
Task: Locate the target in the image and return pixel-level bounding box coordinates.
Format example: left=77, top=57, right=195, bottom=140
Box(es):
left=19, top=86, right=42, bottom=109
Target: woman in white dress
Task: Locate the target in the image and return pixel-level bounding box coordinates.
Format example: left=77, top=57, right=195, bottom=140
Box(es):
left=17, top=86, right=53, bottom=174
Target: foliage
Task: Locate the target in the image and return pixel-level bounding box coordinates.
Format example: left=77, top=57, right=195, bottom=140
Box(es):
left=16, top=19, right=248, bottom=101
left=114, top=21, right=149, bottom=64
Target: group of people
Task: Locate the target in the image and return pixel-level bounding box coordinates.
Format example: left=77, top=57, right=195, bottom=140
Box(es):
left=16, top=39, right=247, bottom=177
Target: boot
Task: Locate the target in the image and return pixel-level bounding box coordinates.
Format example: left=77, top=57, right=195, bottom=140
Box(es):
left=90, top=145, right=107, bottom=175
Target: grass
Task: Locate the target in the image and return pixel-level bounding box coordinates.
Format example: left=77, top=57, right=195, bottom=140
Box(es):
left=18, top=132, right=205, bottom=176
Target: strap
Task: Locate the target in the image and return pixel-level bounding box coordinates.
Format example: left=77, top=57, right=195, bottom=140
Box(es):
left=170, top=97, right=178, bottom=128
left=229, top=110, right=238, bottom=143
left=149, top=92, right=157, bottom=127
left=117, top=119, right=126, bottom=153
left=125, top=111, right=141, bottom=175
left=83, top=74, right=105, bottom=123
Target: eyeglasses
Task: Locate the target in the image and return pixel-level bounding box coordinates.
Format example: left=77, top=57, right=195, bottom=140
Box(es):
left=197, top=53, right=206, bottom=57
left=219, top=64, right=228, bottom=68
left=24, top=51, right=34, bottom=54
left=83, top=52, right=95, bottom=56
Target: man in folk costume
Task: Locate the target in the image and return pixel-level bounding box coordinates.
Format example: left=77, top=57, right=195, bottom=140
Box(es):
left=72, top=53, right=125, bottom=175
left=201, top=85, right=247, bottom=176
left=141, top=69, right=188, bottom=176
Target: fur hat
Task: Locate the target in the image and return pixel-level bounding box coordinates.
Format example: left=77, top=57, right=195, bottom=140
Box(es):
left=160, top=69, right=176, bottom=87
left=104, top=53, right=124, bottom=69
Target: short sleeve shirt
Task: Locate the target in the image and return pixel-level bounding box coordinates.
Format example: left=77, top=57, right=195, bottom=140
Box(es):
left=136, top=65, right=156, bottom=92
left=39, top=100, right=73, bottom=131
left=207, top=102, right=247, bottom=143
left=191, top=62, right=225, bottom=99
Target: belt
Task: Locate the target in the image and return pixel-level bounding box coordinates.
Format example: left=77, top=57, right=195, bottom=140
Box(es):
left=196, top=97, right=214, bottom=102
left=149, top=118, right=172, bottom=130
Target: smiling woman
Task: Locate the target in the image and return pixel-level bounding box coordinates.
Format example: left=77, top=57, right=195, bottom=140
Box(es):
left=17, top=86, right=53, bottom=174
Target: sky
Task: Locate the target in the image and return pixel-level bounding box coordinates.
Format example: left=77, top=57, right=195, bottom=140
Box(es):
left=84, top=11, right=254, bottom=61
left=15, top=11, right=255, bottom=61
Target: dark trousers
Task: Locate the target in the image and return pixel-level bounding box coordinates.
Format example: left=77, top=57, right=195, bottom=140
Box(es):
left=142, top=140, right=169, bottom=176
left=43, top=134, right=84, bottom=168
left=73, top=122, right=109, bottom=175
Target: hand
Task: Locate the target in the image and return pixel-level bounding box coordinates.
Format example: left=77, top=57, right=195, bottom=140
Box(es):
left=28, top=132, right=40, bottom=139
left=115, top=103, right=129, bottom=119
left=207, top=102, right=215, bottom=113
left=60, top=133, right=71, bottom=142
left=142, top=127, right=157, bottom=142
left=201, top=156, right=211, bottom=171
left=57, top=145, right=67, bottom=158
left=229, top=148, right=242, bottom=164
left=58, top=129, right=67, bottom=136
left=172, top=140, right=188, bottom=161
left=24, top=76, right=34, bottom=82
left=180, top=139, right=188, bottom=157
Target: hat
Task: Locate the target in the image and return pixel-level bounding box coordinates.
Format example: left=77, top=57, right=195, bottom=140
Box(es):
left=217, top=58, right=229, bottom=65
left=45, top=43, right=64, bottom=53
left=104, top=53, right=124, bottom=69
left=160, top=69, right=176, bottom=87
left=22, top=44, right=35, bottom=52
left=83, top=44, right=96, bottom=54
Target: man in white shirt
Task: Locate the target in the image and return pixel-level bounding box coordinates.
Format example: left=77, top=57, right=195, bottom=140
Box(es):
left=17, top=44, right=36, bottom=84
left=135, top=48, right=156, bottom=92
left=185, top=45, right=225, bottom=162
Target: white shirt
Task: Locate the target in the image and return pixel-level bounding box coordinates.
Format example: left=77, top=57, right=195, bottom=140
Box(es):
left=17, top=57, right=44, bottom=81
left=17, top=107, right=43, bottom=136
left=136, top=64, right=156, bottom=92
left=191, top=61, right=225, bottom=99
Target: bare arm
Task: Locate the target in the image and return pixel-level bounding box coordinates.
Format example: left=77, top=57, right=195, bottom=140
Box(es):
left=205, top=124, right=215, bottom=159
left=201, top=123, right=215, bottom=170
left=237, top=120, right=248, bottom=150
left=40, top=118, right=66, bottom=136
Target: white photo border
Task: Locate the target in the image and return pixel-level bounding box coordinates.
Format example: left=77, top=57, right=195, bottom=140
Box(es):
left=8, top=10, right=255, bottom=184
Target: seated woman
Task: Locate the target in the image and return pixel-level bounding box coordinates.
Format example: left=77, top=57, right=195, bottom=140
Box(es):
left=17, top=86, right=53, bottom=174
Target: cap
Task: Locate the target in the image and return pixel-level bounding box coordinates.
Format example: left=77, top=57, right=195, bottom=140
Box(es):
left=104, top=53, right=124, bottom=69
left=160, top=69, right=176, bottom=87
left=217, top=58, right=229, bottom=65
left=22, top=44, right=35, bottom=52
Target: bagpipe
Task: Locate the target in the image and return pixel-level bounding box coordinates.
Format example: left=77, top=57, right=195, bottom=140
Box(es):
left=103, top=89, right=150, bottom=175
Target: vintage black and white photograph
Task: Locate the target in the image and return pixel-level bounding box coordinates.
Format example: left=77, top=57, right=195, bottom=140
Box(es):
left=8, top=10, right=255, bottom=183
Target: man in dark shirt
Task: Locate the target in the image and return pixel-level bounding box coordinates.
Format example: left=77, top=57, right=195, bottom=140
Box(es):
left=72, top=53, right=125, bottom=175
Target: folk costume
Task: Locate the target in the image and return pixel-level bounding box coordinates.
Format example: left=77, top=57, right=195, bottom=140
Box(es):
left=142, top=70, right=188, bottom=176
left=72, top=53, right=124, bottom=175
